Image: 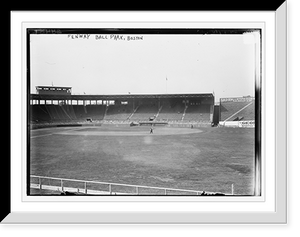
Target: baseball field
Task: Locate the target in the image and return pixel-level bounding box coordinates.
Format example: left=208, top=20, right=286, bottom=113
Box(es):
left=30, top=125, right=255, bottom=195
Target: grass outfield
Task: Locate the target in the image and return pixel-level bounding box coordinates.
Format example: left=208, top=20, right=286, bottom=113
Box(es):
left=30, top=125, right=255, bottom=195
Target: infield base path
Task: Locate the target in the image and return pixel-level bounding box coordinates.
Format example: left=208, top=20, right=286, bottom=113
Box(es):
left=55, top=126, right=203, bottom=136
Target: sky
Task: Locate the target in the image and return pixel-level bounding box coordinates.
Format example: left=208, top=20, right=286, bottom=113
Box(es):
left=30, top=32, right=257, bottom=101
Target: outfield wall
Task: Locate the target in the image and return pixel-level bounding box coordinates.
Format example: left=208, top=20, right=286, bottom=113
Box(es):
left=219, top=120, right=255, bottom=128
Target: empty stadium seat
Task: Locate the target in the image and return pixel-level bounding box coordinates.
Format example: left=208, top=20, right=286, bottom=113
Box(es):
left=129, top=104, right=159, bottom=121
left=104, top=105, right=133, bottom=121
left=157, top=104, right=185, bottom=121
left=220, top=100, right=254, bottom=121
left=183, top=104, right=211, bottom=122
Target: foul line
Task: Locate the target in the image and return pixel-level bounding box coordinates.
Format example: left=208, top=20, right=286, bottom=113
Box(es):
left=31, top=134, right=53, bottom=139
left=224, top=102, right=253, bottom=122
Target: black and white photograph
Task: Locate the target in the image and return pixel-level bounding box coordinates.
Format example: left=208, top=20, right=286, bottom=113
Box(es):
left=28, top=28, right=261, bottom=196
left=5, top=2, right=291, bottom=227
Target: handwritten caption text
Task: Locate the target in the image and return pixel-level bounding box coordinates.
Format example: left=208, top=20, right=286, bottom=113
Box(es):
left=67, top=34, right=143, bottom=41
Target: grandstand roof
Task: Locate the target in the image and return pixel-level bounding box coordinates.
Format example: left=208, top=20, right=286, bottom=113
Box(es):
left=30, top=93, right=214, bottom=100
left=36, top=86, right=72, bottom=89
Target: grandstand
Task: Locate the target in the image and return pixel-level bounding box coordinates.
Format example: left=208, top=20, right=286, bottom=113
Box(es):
left=30, top=86, right=256, bottom=129
left=183, top=104, right=212, bottom=122
left=129, top=99, right=159, bottom=121
left=157, top=99, right=185, bottom=121
left=219, top=96, right=255, bottom=128
left=30, top=86, right=215, bottom=126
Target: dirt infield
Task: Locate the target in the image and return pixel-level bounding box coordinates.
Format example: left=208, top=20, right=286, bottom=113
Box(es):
left=54, top=126, right=203, bottom=137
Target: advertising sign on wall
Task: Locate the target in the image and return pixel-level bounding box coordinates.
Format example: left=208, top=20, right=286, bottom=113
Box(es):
left=219, top=120, right=255, bottom=128
left=238, top=120, right=255, bottom=128
left=220, top=97, right=255, bottom=103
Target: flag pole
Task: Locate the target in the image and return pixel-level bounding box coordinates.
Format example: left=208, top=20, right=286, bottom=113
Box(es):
left=166, top=76, right=168, bottom=94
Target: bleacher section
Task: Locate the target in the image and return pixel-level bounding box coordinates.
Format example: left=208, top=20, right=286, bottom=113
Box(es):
left=44, top=105, right=71, bottom=121
left=31, top=104, right=213, bottom=124
left=129, top=104, right=159, bottom=121
left=105, top=105, right=133, bottom=121
left=72, top=105, right=86, bottom=120
left=183, top=104, right=211, bottom=122
left=157, top=103, right=185, bottom=121
left=230, top=103, right=254, bottom=121
left=60, top=105, right=77, bottom=120
left=31, top=104, right=106, bottom=122
left=31, top=105, right=52, bottom=122
left=30, top=93, right=216, bottom=126
left=220, top=99, right=254, bottom=121
left=86, top=105, right=106, bottom=120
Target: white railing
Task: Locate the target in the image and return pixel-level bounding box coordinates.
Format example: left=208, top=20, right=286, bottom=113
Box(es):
left=30, top=175, right=225, bottom=195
